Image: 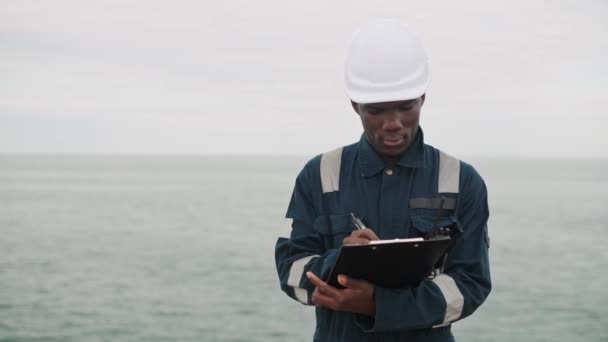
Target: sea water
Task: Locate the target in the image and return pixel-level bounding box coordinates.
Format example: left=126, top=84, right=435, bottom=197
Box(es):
left=1, top=155, right=607, bottom=341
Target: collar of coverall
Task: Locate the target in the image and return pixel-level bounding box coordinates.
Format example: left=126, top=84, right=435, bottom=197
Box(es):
left=358, top=127, right=427, bottom=178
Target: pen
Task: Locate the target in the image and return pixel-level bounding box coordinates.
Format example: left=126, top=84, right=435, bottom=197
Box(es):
left=350, top=212, right=366, bottom=230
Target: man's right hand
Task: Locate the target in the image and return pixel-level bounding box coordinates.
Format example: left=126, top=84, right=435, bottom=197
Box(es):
left=343, top=228, right=380, bottom=245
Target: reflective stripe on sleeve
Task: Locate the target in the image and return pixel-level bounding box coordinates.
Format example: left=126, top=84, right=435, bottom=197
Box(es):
left=320, top=147, right=343, bottom=193
left=287, top=255, right=320, bottom=304
left=438, top=151, right=460, bottom=194
left=432, top=274, right=464, bottom=326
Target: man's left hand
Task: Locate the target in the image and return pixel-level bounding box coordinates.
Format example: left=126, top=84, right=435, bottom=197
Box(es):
left=306, top=271, right=375, bottom=317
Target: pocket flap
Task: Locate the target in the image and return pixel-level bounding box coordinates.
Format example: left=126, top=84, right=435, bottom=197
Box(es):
left=411, top=214, right=460, bottom=233
left=312, top=214, right=355, bottom=235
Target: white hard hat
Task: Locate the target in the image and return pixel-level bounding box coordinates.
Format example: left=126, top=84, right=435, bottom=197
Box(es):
left=344, top=19, right=431, bottom=104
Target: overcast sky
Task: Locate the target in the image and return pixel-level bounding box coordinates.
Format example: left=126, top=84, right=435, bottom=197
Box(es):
left=1, top=0, right=607, bottom=157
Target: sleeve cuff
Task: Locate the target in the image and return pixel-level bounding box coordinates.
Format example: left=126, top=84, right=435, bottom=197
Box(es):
left=353, top=285, right=378, bottom=332
left=354, top=313, right=376, bottom=332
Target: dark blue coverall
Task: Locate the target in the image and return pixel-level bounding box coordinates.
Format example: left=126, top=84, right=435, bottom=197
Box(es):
left=275, top=130, right=491, bottom=341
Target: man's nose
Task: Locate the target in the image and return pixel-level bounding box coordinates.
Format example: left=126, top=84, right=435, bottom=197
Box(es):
left=383, top=110, right=404, bottom=131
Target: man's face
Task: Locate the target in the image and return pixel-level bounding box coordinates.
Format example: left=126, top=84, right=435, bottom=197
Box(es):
left=353, top=96, right=424, bottom=163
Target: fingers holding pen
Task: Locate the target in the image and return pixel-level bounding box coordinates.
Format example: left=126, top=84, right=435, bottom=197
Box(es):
left=343, top=228, right=380, bottom=245
left=354, top=228, right=380, bottom=240
left=347, top=213, right=379, bottom=245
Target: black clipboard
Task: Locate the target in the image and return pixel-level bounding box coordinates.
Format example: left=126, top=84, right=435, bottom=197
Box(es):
left=326, top=237, right=452, bottom=289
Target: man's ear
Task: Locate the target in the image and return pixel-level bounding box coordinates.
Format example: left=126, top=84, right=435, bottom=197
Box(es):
left=420, top=94, right=426, bottom=106
left=351, top=101, right=360, bottom=115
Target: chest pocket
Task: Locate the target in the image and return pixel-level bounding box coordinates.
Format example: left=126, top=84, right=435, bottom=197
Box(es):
left=312, top=214, right=356, bottom=250
left=410, top=213, right=462, bottom=240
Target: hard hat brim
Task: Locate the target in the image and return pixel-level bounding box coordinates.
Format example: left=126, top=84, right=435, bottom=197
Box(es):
left=346, top=80, right=430, bottom=104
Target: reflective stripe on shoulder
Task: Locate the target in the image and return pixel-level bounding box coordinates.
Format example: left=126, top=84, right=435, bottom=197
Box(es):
left=320, top=147, right=343, bottom=193
left=431, top=274, right=464, bottom=327
left=438, top=151, right=460, bottom=194
left=287, top=255, right=320, bottom=304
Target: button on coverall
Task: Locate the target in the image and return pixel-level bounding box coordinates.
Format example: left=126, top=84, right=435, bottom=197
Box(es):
left=275, top=130, right=491, bottom=341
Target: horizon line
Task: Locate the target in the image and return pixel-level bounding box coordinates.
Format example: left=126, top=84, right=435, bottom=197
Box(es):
left=1, top=151, right=607, bottom=160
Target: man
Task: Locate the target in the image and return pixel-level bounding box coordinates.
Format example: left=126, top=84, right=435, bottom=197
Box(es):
left=275, top=19, right=491, bottom=341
